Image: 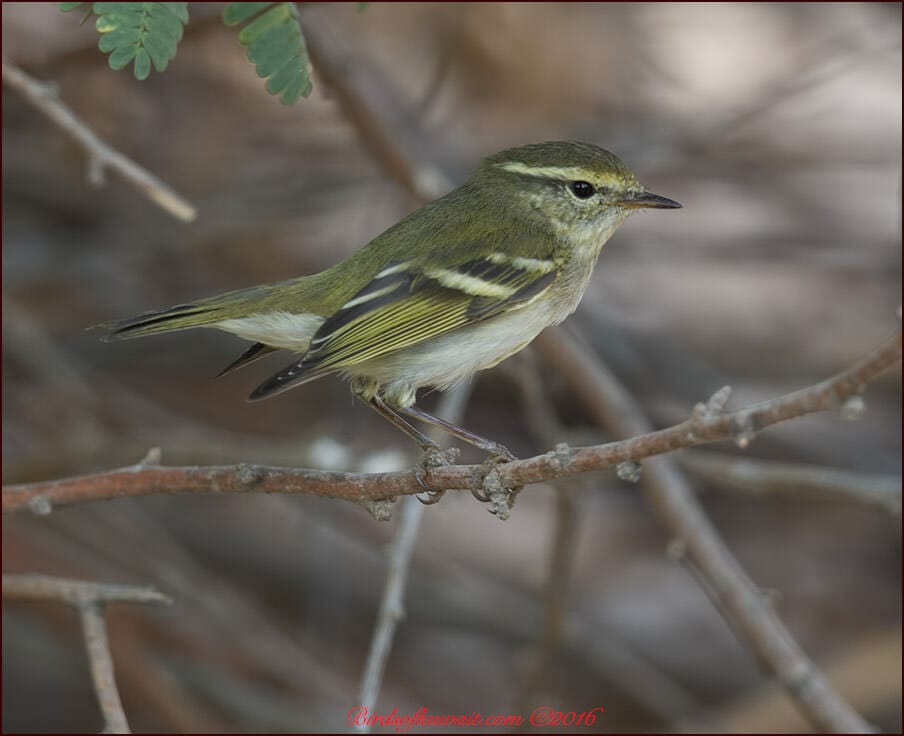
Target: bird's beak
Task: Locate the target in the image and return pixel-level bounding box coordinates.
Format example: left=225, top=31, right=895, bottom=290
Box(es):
left=620, top=190, right=682, bottom=209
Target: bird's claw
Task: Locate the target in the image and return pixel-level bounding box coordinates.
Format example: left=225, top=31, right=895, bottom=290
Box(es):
left=414, top=446, right=458, bottom=505
left=470, top=449, right=522, bottom=513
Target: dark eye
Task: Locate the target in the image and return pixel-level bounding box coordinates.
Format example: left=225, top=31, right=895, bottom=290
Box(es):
left=569, top=181, right=595, bottom=199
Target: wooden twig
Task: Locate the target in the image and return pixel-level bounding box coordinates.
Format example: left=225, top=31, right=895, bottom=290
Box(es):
left=356, top=383, right=472, bottom=731
left=79, top=601, right=130, bottom=734
left=2, top=574, right=171, bottom=606
left=3, top=329, right=899, bottom=513
left=2, top=574, right=170, bottom=734
left=302, top=14, right=450, bottom=204
left=534, top=327, right=880, bottom=734
left=1, top=61, right=197, bottom=222
left=679, top=451, right=901, bottom=515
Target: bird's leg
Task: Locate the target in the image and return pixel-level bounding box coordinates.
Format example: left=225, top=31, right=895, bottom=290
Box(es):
left=364, top=395, right=451, bottom=505
left=365, top=395, right=441, bottom=452
left=397, top=404, right=517, bottom=462
left=396, top=405, right=521, bottom=507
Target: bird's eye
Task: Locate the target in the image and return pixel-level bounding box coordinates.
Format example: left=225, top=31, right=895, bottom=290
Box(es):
left=569, top=181, right=596, bottom=199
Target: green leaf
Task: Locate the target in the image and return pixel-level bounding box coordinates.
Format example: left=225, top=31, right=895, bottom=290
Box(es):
left=147, top=3, right=185, bottom=43
left=246, top=22, right=295, bottom=76
left=223, top=2, right=272, bottom=26
left=230, top=2, right=312, bottom=104
left=133, top=48, right=151, bottom=80
left=161, top=1, right=188, bottom=23
left=91, top=2, right=187, bottom=80
left=238, top=2, right=289, bottom=45
left=107, top=43, right=138, bottom=70
left=60, top=1, right=188, bottom=80
left=98, top=27, right=140, bottom=52
left=142, top=25, right=175, bottom=71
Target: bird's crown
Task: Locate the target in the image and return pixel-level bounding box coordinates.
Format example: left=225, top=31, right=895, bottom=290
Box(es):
left=477, top=141, right=640, bottom=192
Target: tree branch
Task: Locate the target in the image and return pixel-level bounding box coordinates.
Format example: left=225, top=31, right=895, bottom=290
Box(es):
left=356, top=383, right=471, bottom=730
left=535, top=326, right=884, bottom=734
left=3, top=574, right=170, bottom=733
left=3, top=329, right=898, bottom=514
left=679, top=451, right=901, bottom=515
left=1, top=61, right=197, bottom=223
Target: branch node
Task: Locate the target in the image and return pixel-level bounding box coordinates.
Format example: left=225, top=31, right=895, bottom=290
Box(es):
left=358, top=497, right=396, bottom=521
left=839, top=394, right=866, bottom=422
left=731, top=411, right=757, bottom=449
left=616, top=460, right=643, bottom=484
left=413, top=447, right=459, bottom=504
left=137, top=446, right=162, bottom=468
left=692, top=385, right=733, bottom=424
left=707, top=385, right=733, bottom=413
left=552, top=442, right=573, bottom=471
left=236, top=463, right=265, bottom=486
left=479, top=466, right=512, bottom=520
left=27, top=494, right=53, bottom=516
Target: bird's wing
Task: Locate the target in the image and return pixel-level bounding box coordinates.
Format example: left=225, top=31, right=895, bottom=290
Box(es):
left=248, top=249, right=558, bottom=399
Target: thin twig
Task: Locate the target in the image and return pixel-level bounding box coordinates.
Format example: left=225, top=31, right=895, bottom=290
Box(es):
left=356, top=383, right=472, bottom=730
left=508, top=353, right=579, bottom=715
left=679, top=451, right=902, bottom=515
left=535, top=327, right=879, bottom=734
left=3, top=329, right=899, bottom=513
left=3, top=574, right=170, bottom=734
left=1, top=61, right=197, bottom=222
left=302, top=14, right=450, bottom=203
left=79, top=601, right=131, bottom=734
left=2, top=574, right=171, bottom=606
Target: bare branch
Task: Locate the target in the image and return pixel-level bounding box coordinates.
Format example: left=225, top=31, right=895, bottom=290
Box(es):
left=534, top=327, right=880, bottom=734
left=3, top=574, right=170, bottom=734
left=3, top=329, right=899, bottom=514
left=302, top=15, right=451, bottom=203
left=356, top=383, right=472, bottom=729
left=1, top=61, right=197, bottom=223
left=79, top=602, right=131, bottom=734
left=2, top=573, right=171, bottom=606
left=679, top=451, right=901, bottom=515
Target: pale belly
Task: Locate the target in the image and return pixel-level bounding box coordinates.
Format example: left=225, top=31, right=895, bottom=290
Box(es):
left=343, top=279, right=586, bottom=408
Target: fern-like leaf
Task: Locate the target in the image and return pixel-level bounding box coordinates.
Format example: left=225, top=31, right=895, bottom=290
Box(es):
left=61, top=2, right=188, bottom=80
left=223, top=2, right=312, bottom=104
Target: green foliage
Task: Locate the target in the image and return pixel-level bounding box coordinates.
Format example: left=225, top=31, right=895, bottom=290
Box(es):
left=59, top=1, right=369, bottom=104
left=60, top=2, right=188, bottom=80
left=222, top=2, right=312, bottom=104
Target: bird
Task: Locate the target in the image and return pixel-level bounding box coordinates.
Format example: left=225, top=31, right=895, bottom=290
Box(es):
left=99, top=141, right=680, bottom=460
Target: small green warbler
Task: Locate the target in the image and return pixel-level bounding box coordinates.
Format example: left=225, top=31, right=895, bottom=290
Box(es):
left=101, top=141, right=680, bottom=458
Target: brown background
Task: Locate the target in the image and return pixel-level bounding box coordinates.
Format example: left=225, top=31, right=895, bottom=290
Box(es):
left=2, top=2, right=901, bottom=733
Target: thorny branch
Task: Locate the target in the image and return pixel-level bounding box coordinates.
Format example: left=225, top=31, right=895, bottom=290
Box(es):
left=2, top=574, right=171, bottom=733
left=3, top=328, right=899, bottom=513
left=1, top=61, right=197, bottom=222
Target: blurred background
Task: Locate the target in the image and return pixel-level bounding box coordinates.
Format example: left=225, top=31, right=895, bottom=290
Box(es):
left=2, top=2, right=901, bottom=732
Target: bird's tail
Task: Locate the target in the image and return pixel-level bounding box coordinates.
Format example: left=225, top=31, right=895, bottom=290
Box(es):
left=95, top=301, right=227, bottom=341
left=94, top=280, right=282, bottom=342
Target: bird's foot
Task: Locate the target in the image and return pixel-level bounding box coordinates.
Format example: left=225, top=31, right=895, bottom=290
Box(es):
left=414, top=445, right=460, bottom=505
left=470, top=449, right=522, bottom=518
